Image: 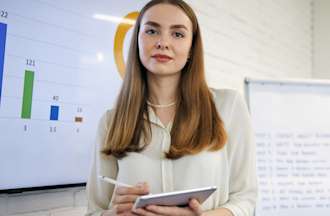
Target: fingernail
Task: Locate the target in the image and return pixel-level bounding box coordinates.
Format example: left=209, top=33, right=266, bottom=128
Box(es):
left=134, top=208, right=143, bottom=214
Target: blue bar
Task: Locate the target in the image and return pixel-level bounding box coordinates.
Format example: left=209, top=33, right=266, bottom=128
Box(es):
left=0, top=23, right=7, bottom=106
left=50, top=105, right=59, bottom=121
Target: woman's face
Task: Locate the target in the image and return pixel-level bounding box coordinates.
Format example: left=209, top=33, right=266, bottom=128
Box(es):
left=138, top=3, right=193, bottom=77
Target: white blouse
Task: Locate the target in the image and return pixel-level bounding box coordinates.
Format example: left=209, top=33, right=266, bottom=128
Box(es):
left=85, top=88, right=257, bottom=216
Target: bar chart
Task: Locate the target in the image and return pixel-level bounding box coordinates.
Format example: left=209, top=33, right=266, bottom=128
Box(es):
left=21, top=70, right=34, bottom=119
left=49, top=105, right=59, bottom=121
left=0, top=22, right=6, bottom=106
left=0, top=0, right=132, bottom=190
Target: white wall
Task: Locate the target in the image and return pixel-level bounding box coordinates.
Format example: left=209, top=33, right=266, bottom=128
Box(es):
left=0, top=0, right=314, bottom=215
left=313, top=0, right=330, bottom=79
left=189, top=0, right=313, bottom=93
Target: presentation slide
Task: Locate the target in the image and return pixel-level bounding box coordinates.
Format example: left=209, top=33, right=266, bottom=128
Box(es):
left=0, top=0, right=146, bottom=191
left=246, top=79, right=330, bottom=216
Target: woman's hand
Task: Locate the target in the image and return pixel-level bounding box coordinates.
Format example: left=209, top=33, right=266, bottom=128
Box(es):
left=133, top=198, right=203, bottom=216
left=102, top=182, right=149, bottom=216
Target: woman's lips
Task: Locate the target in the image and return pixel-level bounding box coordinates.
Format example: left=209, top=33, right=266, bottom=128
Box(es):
left=152, top=54, right=173, bottom=63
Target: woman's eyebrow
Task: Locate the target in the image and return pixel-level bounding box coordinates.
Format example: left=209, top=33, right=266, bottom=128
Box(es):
left=144, top=21, right=161, bottom=28
left=170, top=24, right=188, bottom=31
left=144, top=21, right=188, bottom=31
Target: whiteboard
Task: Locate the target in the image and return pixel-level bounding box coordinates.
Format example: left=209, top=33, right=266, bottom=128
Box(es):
left=0, top=0, right=147, bottom=192
left=245, top=78, right=330, bottom=216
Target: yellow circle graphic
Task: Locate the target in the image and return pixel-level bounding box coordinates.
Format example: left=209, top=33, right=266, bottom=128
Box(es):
left=114, top=11, right=139, bottom=78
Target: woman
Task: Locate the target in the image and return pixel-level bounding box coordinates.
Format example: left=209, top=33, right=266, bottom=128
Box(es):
left=86, top=0, right=257, bottom=215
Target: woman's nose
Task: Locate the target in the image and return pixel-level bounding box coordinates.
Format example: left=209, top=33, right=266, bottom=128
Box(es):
left=155, top=37, right=169, bottom=50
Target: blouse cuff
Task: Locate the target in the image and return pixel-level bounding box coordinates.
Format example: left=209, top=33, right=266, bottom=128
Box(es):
left=85, top=210, right=104, bottom=216
left=220, top=200, right=254, bottom=216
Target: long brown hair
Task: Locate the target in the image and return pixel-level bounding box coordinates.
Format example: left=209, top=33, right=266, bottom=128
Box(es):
left=102, top=0, right=227, bottom=159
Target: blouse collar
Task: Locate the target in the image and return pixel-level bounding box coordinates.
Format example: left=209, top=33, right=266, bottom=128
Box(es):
left=143, top=89, right=215, bottom=131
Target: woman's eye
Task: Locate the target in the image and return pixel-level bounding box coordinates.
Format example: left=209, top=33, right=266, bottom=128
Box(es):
left=173, top=32, right=184, bottom=38
left=145, top=29, right=157, bottom=35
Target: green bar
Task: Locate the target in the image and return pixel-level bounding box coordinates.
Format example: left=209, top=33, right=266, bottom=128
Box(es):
left=21, top=70, right=34, bottom=119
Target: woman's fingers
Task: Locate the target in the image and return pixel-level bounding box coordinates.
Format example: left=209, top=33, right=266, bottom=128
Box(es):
left=113, top=194, right=140, bottom=204
left=116, top=183, right=149, bottom=196
left=145, top=205, right=190, bottom=216
left=112, top=182, right=150, bottom=215
left=142, top=200, right=203, bottom=216
left=133, top=207, right=162, bottom=216
left=102, top=209, right=139, bottom=216
left=189, top=199, right=203, bottom=215
left=133, top=202, right=202, bottom=216
left=111, top=182, right=151, bottom=215
left=117, top=211, right=140, bottom=216
left=113, top=203, right=134, bottom=214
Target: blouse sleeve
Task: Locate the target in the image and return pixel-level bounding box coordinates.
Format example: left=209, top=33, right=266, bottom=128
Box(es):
left=220, top=90, right=258, bottom=216
left=85, top=111, right=118, bottom=216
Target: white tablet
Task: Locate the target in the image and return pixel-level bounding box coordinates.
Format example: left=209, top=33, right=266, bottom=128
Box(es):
left=133, top=186, right=217, bottom=210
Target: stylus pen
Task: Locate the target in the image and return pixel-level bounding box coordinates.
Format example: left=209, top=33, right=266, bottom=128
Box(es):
left=98, top=175, right=133, bottom=187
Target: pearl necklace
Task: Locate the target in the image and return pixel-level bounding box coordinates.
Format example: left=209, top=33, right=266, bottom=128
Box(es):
left=146, top=100, right=176, bottom=108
